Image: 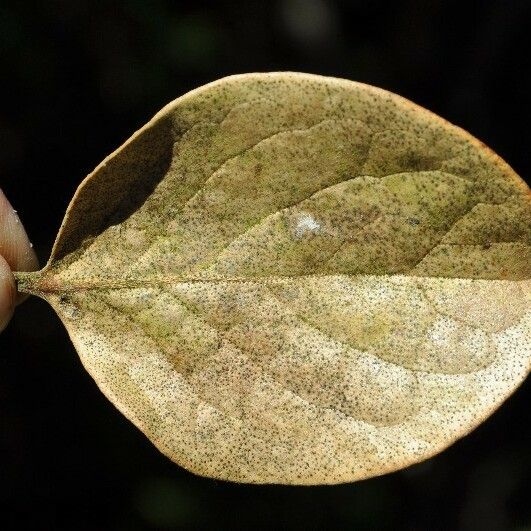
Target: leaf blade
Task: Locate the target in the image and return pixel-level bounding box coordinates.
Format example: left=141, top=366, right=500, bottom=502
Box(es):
left=15, top=73, right=531, bottom=484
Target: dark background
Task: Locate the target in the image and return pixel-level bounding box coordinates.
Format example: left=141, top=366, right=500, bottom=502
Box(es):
left=0, top=1, right=529, bottom=529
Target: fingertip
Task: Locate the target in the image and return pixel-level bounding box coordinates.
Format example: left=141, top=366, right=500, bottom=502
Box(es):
left=0, top=254, right=16, bottom=333
left=0, top=188, right=39, bottom=273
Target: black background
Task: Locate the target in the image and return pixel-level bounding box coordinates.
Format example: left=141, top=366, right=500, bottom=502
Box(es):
left=0, top=1, right=529, bottom=529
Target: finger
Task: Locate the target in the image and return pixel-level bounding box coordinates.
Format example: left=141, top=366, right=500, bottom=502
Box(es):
left=0, top=188, right=39, bottom=305
left=0, top=254, right=16, bottom=332
left=0, top=188, right=39, bottom=272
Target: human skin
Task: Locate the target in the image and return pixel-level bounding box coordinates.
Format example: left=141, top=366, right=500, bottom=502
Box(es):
left=0, top=188, right=38, bottom=332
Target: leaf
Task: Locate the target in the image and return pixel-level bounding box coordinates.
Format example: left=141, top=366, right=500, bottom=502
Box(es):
left=15, top=73, right=530, bottom=485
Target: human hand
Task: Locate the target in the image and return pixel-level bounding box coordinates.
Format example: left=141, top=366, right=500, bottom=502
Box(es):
left=0, top=189, right=39, bottom=332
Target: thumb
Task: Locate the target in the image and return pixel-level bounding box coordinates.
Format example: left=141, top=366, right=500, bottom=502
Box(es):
left=0, top=255, right=15, bottom=332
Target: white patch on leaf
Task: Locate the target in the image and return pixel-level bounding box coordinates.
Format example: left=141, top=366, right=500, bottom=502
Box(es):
left=292, top=211, right=322, bottom=238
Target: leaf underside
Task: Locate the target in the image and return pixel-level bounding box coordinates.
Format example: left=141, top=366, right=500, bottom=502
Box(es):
left=16, top=73, right=531, bottom=484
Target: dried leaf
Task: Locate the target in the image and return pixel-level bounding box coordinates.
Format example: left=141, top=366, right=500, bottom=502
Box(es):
left=15, top=73, right=530, bottom=484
